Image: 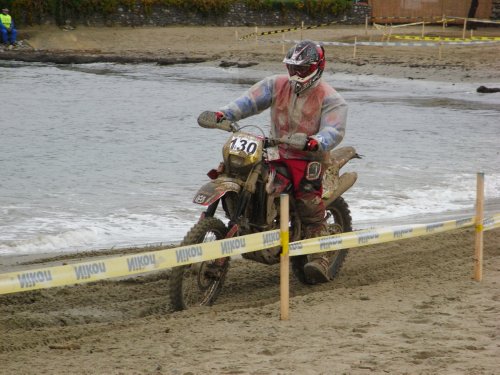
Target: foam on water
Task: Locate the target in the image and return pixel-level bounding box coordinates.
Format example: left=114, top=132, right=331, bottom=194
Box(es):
left=0, top=212, right=196, bottom=255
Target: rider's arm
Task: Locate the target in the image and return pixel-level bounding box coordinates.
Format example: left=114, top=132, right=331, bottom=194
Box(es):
left=219, top=76, right=275, bottom=121
left=310, top=89, right=347, bottom=152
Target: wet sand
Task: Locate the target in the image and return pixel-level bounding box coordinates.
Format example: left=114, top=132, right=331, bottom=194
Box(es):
left=1, top=228, right=499, bottom=374
left=1, top=25, right=500, bottom=374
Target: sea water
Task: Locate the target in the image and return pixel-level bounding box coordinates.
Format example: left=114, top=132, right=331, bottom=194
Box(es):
left=1, top=61, right=499, bottom=255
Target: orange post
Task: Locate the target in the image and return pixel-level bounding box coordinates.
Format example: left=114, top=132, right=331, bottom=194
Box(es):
left=474, top=172, right=484, bottom=281
left=280, top=194, right=290, bottom=320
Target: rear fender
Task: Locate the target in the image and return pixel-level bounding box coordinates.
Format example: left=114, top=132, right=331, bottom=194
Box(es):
left=322, top=146, right=360, bottom=203
left=323, top=172, right=358, bottom=206
left=193, top=178, right=242, bottom=206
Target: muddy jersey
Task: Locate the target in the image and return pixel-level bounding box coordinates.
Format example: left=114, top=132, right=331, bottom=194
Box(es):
left=220, top=74, right=347, bottom=161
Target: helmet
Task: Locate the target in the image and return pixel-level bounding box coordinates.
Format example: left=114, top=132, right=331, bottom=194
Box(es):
left=283, top=40, right=326, bottom=94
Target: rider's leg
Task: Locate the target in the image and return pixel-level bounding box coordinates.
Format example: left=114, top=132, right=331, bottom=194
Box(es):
left=296, top=186, right=331, bottom=284
left=283, top=159, right=331, bottom=284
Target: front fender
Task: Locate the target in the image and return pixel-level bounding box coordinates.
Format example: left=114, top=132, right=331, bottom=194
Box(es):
left=193, top=178, right=242, bottom=206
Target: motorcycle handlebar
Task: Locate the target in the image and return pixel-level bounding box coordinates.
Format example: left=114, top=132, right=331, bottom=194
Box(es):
left=198, top=111, right=307, bottom=151
left=267, top=133, right=308, bottom=151
left=197, top=111, right=238, bottom=132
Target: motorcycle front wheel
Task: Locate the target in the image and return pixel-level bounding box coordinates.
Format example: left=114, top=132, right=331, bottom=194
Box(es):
left=169, top=217, right=229, bottom=311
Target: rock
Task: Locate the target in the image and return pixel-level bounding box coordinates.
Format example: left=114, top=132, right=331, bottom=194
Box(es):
left=219, top=60, right=258, bottom=68
left=477, top=86, right=500, bottom=93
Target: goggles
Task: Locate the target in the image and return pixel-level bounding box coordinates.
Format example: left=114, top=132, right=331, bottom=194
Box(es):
left=286, top=63, right=316, bottom=79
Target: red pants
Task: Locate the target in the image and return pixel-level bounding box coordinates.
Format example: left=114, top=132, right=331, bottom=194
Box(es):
left=272, top=159, right=326, bottom=236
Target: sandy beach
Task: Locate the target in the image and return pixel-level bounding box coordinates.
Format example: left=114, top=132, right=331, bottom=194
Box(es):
left=1, top=24, right=500, bottom=374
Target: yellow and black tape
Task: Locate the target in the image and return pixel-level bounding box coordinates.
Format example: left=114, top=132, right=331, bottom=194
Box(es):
left=239, top=20, right=340, bottom=40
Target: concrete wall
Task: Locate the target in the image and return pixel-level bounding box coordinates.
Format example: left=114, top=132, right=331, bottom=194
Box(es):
left=493, top=0, right=500, bottom=19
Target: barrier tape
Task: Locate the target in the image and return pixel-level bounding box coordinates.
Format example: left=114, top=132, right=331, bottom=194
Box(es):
left=394, top=35, right=500, bottom=42
left=239, top=17, right=360, bottom=40
left=373, top=16, right=500, bottom=25
left=281, top=38, right=500, bottom=47
left=239, top=22, right=337, bottom=41
left=483, top=213, right=500, bottom=231
left=373, top=16, right=443, bottom=21
left=290, top=214, right=500, bottom=257
left=374, top=21, right=430, bottom=29
left=445, top=16, right=500, bottom=25
left=0, top=230, right=280, bottom=295
left=1, top=214, right=499, bottom=295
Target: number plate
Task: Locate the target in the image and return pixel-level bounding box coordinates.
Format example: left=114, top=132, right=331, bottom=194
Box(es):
left=229, top=135, right=261, bottom=157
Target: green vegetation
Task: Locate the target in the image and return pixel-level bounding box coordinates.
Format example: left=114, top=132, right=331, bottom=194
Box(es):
left=1, top=0, right=352, bottom=25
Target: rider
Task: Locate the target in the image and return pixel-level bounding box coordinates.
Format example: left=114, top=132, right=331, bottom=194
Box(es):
left=212, top=40, right=348, bottom=284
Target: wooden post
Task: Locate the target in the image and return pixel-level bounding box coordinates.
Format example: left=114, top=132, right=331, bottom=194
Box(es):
left=438, top=41, right=443, bottom=60
left=365, top=15, right=369, bottom=36
left=421, top=21, right=425, bottom=38
left=301, top=21, right=304, bottom=40
left=462, top=18, right=468, bottom=39
left=255, top=26, right=258, bottom=47
left=235, top=29, right=239, bottom=41
left=282, top=33, right=285, bottom=54
left=442, top=14, right=446, bottom=30
left=280, top=194, right=290, bottom=320
left=474, top=172, right=484, bottom=281
left=353, top=36, right=357, bottom=58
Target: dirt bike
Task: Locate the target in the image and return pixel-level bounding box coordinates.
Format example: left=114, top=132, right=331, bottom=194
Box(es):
left=169, top=111, right=360, bottom=311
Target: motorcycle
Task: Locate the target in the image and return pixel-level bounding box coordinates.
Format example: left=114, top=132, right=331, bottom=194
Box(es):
left=169, top=111, right=360, bottom=311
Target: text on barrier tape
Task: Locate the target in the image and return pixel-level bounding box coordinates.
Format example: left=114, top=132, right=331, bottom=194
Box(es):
left=0, top=230, right=281, bottom=295
left=484, top=213, right=500, bottom=231
left=290, top=215, right=499, bottom=257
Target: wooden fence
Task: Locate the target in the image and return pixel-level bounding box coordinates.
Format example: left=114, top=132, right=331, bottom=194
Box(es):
left=368, top=0, right=493, bottom=23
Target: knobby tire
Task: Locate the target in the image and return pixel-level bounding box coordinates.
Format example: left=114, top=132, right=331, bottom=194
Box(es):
left=169, top=217, right=228, bottom=311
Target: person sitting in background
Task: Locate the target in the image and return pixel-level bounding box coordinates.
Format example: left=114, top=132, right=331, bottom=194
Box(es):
left=0, top=8, right=17, bottom=46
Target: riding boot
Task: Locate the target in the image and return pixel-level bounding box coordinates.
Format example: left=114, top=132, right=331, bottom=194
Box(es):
left=303, top=222, right=331, bottom=284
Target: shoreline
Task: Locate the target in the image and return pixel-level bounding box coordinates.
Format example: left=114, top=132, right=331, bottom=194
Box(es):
left=1, top=25, right=499, bottom=84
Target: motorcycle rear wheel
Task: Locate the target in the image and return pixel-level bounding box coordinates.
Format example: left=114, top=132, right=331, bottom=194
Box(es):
left=169, top=217, right=229, bottom=311
left=292, top=196, right=352, bottom=284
